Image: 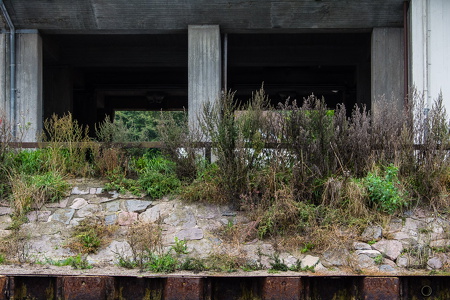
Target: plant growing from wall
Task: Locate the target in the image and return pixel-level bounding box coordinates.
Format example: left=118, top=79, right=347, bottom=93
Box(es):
left=364, top=164, right=407, bottom=214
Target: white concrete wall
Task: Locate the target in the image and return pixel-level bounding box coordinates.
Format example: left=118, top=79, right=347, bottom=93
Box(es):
left=16, top=32, right=43, bottom=142
left=410, top=0, right=450, bottom=111
left=188, top=25, right=221, bottom=133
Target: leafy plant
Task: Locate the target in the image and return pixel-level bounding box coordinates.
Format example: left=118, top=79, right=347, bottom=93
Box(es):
left=144, top=252, right=178, bottom=273
left=301, top=242, right=315, bottom=253
left=180, top=257, right=206, bottom=273
left=373, top=254, right=383, bottom=265
left=365, top=164, right=407, bottom=214
left=45, top=254, right=93, bottom=269
left=171, top=237, right=188, bottom=255
left=268, top=253, right=288, bottom=272
left=134, top=154, right=181, bottom=199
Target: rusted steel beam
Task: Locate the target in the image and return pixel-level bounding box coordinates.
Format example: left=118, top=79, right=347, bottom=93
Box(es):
left=262, top=277, right=303, bottom=300
left=361, top=277, right=400, bottom=300
left=6, top=276, right=57, bottom=299
left=164, top=277, right=204, bottom=300
left=59, top=276, right=114, bottom=300
left=0, top=276, right=7, bottom=300
left=113, top=276, right=164, bottom=300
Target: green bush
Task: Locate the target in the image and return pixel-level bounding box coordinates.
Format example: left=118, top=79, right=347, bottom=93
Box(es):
left=9, top=150, right=46, bottom=174
left=134, top=155, right=181, bottom=199
left=365, top=164, right=407, bottom=214
left=144, top=252, right=178, bottom=273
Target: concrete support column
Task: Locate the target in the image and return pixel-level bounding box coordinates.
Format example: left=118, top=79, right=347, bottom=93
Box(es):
left=0, top=33, right=10, bottom=119
left=16, top=31, right=43, bottom=142
left=188, top=25, right=221, bottom=132
left=371, top=28, right=405, bottom=112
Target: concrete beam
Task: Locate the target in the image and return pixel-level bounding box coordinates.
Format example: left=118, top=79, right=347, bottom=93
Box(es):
left=188, top=25, right=221, bottom=132
left=16, top=32, right=43, bottom=142
left=371, top=27, right=404, bottom=111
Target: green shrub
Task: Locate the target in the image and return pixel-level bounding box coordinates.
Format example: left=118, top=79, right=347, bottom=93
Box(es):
left=268, top=253, right=289, bottom=272
left=180, top=257, right=206, bottom=272
left=134, top=155, right=181, bottom=199
left=365, top=164, right=407, bottom=214
left=171, top=237, right=188, bottom=255
left=9, top=150, right=46, bottom=174
left=144, top=252, right=178, bottom=273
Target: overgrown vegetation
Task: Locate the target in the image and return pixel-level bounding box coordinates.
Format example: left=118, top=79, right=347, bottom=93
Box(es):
left=0, top=85, right=448, bottom=265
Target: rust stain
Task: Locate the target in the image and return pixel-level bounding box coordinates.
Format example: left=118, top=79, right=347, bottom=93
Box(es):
left=0, top=276, right=6, bottom=300
left=361, top=277, right=399, bottom=300
left=263, top=277, right=302, bottom=300
left=61, top=276, right=113, bottom=300
left=164, top=277, right=204, bottom=300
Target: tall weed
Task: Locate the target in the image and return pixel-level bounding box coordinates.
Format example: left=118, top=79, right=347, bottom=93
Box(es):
left=42, top=113, right=94, bottom=177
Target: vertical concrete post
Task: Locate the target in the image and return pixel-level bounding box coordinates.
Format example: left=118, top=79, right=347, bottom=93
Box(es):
left=188, top=25, right=221, bottom=133
left=15, top=31, right=43, bottom=142
left=0, top=32, right=9, bottom=118
left=371, top=28, right=405, bottom=112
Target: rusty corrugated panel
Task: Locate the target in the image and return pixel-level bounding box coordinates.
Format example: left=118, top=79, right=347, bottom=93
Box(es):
left=164, top=277, right=204, bottom=300
left=60, top=276, right=114, bottom=300
left=0, top=276, right=6, bottom=300
left=400, top=276, right=450, bottom=299
left=361, top=277, right=400, bottom=300
left=262, top=277, right=303, bottom=300
left=114, top=276, right=164, bottom=300
left=7, top=276, right=57, bottom=300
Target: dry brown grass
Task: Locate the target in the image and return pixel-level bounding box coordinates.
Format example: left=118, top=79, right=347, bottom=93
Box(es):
left=66, top=216, right=117, bottom=254
left=126, top=221, right=163, bottom=263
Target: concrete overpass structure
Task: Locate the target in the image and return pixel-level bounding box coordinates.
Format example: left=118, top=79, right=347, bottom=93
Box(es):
left=0, top=0, right=449, bottom=141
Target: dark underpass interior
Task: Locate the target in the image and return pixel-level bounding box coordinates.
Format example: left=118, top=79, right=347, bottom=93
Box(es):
left=42, top=32, right=371, bottom=133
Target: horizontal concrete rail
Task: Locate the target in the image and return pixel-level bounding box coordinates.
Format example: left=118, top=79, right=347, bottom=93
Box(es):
left=2, top=142, right=450, bottom=151
left=0, top=275, right=448, bottom=299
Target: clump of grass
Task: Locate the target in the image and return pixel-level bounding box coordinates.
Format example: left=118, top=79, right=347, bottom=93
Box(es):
left=67, top=217, right=115, bottom=254
left=8, top=170, right=68, bottom=216
left=44, top=254, right=92, bottom=269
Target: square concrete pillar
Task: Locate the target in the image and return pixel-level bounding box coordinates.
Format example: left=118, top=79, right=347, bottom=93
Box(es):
left=0, top=33, right=9, bottom=117
left=371, top=28, right=405, bottom=112
left=188, top=25, right=221, bottom=132
left=16, top=31, right=43, bottom=142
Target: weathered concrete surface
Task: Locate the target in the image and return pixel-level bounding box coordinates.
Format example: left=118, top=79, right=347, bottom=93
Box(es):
left=0, top=1, right=404, bottom=33
left=15, top=32, right=43, bottom=142
left=0, top=33, right=9, bottom=115
left=188, top=25, right=221, bottom=132
left=371, top=27, right=405, bottom=112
